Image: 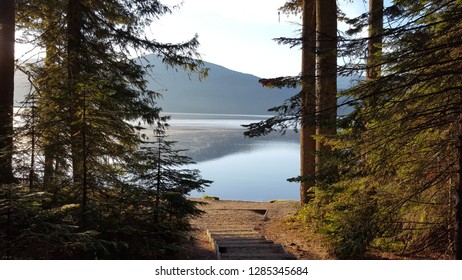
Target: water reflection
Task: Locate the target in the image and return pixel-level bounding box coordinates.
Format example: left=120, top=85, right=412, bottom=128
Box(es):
left=161, top=113, right=300, bottom=201
left=190, top=141, right=300, bottom=201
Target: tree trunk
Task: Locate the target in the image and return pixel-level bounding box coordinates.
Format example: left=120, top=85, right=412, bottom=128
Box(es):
left=361, top=0, right=383, bottom=204
left=67, top=0, right=86, bottom=228
left=42, top=26, right=60, bottom=190
left=367, top=0, right=383, bottom=81
left=315, top=0, right=337, bottom=177
left=456, top=100, right=462, bottom=259
left=154, top=135, right=162, bottom=223
left=43, top=145, right=55, bottom=188
left=0, top=0, right=15, bottom=184
left=29, top=100, right=36, bottom=189
left=366, top=0, right=383, bottom=120
left=300, top=0, right=317, bottom=205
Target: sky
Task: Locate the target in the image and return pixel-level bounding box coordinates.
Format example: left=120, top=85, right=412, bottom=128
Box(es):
left=15, top=0, right=372, bottom=78
left=150, top=0, right=371, bottom=78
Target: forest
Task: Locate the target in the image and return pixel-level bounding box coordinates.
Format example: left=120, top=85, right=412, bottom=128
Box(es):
left=245, top=0, right=462, bottom=259
left=1, top=0, right=462, bottom=259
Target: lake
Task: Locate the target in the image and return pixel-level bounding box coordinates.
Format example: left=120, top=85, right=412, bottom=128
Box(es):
left=14, top=108, right=300, bottom=201
left=164, top=113, right=300, bottom=201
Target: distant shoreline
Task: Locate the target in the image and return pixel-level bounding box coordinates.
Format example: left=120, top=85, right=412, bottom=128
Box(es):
left=163, top=112, right=275, bottom=119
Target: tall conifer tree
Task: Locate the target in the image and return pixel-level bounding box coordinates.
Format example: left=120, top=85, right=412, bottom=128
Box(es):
left=367, top=0, right=383, bottom=81
left=6, top=0, right=208, bottom=258
left=315, top=0, right=337, bottom=179
left=17, top=0, right=205, bottom=228
left=0, top=0, right=15, bottom=184
left=299, top=0, right=316, bottom=205
left=328, top=0, right=462, bottom=258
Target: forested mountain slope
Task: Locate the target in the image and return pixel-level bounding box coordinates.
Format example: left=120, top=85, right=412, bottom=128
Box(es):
left=15, top=54, right=357, bottom=115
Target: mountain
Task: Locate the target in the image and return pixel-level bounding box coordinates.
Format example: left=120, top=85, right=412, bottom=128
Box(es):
left=143, top=54, right=298, bottom=115
left=14, top=54, right=359, bottom=115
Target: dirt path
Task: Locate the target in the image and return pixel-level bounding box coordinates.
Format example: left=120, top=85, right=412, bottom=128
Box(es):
left=185, top=199, right=333, bottom=260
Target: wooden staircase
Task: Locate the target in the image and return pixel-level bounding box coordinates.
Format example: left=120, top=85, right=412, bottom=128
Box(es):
left=206, top=224, right=296, bottom=260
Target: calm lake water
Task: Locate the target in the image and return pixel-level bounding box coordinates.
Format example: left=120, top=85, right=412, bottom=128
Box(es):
left=14, top=109, right=300, bottom=201
left=166, top=113, right=300, bottom=201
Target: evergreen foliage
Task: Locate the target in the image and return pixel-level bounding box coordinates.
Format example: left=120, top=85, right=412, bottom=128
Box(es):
left=246, top=0, right=462, bottom=259
left=317, top=0, right=462, bottom=259
left=1, top=0, right=210, bottom=259
left=133, top=131, right=212, bottom=229
left=6, top=0, right=462, bottom=260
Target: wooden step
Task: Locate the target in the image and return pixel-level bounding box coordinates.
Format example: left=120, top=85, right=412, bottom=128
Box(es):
left=206, top=226, right=255, bottom=231
left=218, top=243, right=286, bottom=254
left=216, top=239, right=274, bottom=245
left=203, top=208, right=295, bottom=260
left=208, top=229, right=257, bottom=234
left=208, top=229, right=262, bottom=238
left=219, top=252, right=296, bottom=260
left=210, top=234, right=262, bottom=240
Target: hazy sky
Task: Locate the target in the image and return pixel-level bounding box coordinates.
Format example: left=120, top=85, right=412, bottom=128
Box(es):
left=152, top=0, right=371, bottom=78
left=15, top=0, right=372, bottom=78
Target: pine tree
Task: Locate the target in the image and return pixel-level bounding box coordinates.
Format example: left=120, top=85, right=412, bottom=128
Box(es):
left=328, top=0, right=462, bottom=258
left=315, top=0, right=337, bottom=181
left=17, top=0, right=205, bottom=226
left=96, top=129, right=213, bottom=258
left=9, top=0, right=208, bottom=258
left=0, top=0, right=15, bottom=184
left=299, top=0, right=316, bottom=205
left=367, top=0, right=383, bottom=82
left=244, top=0, right=338, bottom=206
left=135, top=130, right=212, bottom=227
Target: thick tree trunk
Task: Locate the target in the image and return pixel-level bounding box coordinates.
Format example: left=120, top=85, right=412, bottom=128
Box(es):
left=367, top=0, right=383, bottom=81
left=67, top=0, right=87, bottom=228
left=300, top=0, right=317, bottom=205
left=315, top=0, right=337, bottom=176
left=366, top=0, right=384, bottom=120
left=0, top=0, right=15, bottom=184
left=362, top=0, right=384, bottom=202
